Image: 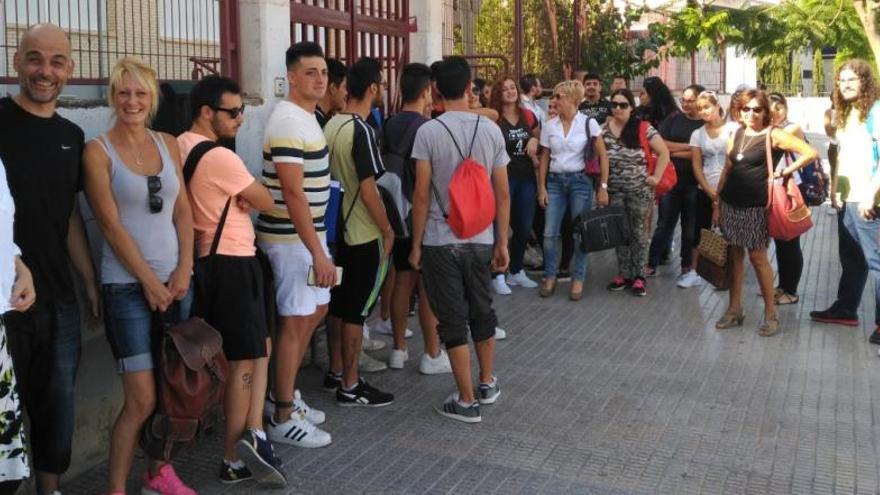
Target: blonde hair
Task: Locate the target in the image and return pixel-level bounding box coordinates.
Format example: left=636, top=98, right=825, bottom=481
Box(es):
left=107, top=57, right=159, bottom=122
left=554, top=80, right=585, bottom=103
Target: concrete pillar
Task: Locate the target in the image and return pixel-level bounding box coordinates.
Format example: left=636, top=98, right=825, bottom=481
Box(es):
left=239, top=0, right=291, bottom=102
left=409, top=0, right=445, bottom=65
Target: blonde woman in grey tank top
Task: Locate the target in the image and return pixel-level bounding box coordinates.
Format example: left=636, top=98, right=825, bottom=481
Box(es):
left=81, top=58, right=196, bottom=495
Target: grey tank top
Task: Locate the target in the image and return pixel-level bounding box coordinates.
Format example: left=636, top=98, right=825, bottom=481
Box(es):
left=98, top=131, right=180, bottom=284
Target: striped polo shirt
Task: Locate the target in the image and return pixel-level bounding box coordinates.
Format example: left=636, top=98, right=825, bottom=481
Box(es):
left=256, top=100, right=331, bottom=244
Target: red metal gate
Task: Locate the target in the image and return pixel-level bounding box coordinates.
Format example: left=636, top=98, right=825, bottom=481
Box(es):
left=290, top=0, right=415, bottom=111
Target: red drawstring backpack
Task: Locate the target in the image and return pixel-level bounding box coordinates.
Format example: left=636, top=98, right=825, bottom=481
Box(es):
left=432, top=116, right=496, bottom=239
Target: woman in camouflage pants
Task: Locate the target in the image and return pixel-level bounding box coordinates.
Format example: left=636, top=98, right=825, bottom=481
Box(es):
left=600, top=89, right=670, bottom=296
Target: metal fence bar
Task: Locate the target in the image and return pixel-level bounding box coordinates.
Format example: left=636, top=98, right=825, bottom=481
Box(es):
left=1, top=0, right=235, bottom=85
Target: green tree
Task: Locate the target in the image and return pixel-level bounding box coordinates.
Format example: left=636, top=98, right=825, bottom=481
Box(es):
left=653, top=0, right=872, bottom=63
left=576, top=0, right=662, bottom=81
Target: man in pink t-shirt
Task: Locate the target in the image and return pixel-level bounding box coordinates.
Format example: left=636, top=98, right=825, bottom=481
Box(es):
left=179, top=75, right=286, bottom=488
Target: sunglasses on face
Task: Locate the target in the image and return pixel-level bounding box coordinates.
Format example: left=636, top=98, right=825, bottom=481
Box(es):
left=611, top=101, right=630, bottom=109
left=741, top=106, right=764, bottom=114
left=147, top=175, right=163, bottom=214
left=213, top=104, right=246, bottom=119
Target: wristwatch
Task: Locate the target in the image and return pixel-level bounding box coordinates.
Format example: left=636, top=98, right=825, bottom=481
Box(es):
left=600, top=182, right=608, bottom=189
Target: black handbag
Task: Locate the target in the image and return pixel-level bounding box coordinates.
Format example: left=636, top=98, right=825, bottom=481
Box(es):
left=574, top=206, right=631, bottom=253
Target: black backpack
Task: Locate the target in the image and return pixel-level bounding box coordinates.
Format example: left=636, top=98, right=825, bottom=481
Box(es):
left=378, top=116, right=424, bottom=238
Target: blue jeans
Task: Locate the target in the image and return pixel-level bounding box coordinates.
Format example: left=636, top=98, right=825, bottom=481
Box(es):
left=829, top=203, right=880, bottom=324
left=104, top=283, right=193, bottom=374
left=648, top=182, right=698, bottom=270
left=508, top=177, right=537, bottom=275
left=4, top=299, right=81, bottom=474
left=543, top=172, right=593, bottom=281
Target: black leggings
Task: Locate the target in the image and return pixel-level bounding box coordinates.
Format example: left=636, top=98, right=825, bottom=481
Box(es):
left=775, top=236, right=803, bottom=295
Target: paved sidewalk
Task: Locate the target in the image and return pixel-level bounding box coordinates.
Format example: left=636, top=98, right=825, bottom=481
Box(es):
left=67, top=203, right=880, bottom=494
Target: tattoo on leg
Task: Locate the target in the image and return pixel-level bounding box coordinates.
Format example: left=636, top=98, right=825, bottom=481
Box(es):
left=241, top=372, right=253, bottom=390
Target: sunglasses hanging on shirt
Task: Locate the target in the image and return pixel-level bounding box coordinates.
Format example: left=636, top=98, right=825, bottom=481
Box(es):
left=147, top=175, right=163, bottom=214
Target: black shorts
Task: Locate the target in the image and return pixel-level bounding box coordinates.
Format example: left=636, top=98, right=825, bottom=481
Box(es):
left=329, top=239, right=389, bottom=325
left=392, top=237, right=414, bottom=272
left=193, top=255, right=269, bottom=361
left=421, top=244, right=498, bottom=349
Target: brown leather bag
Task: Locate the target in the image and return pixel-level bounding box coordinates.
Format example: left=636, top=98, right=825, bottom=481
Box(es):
left=141, top=143, right=230, bottom=461
left=141, top=315, right=228, bottom=461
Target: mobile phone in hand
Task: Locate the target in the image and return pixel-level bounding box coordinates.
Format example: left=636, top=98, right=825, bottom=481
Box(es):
left=307, top=265, right=343, bottom=286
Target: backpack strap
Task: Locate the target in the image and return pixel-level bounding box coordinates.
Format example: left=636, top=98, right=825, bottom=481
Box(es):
left=430, top=116, right=481, bottom=219
left=328, top=117, right=360, bottom=235
left=183, top=140, right=230, bottom=257
left=584, top=115, right=594, bottom=161
left=638, top=120, right=654, bottom=173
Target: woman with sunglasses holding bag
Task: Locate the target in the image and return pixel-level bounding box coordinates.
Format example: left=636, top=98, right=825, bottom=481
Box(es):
left=713, top=89, right=817, bottom=337
left=537, top=80, right=607, bottom=301
left=82, top=57, right=196, bottom=495
left=602, top=89, right=670, bottom=296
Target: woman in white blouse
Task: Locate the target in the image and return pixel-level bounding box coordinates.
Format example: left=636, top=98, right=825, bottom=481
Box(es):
left=0, top=156, right=35, bottom=492
left=537, top=80, right=608, bottom=300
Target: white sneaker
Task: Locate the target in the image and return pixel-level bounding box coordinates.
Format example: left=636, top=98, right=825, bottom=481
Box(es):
left=507, top=271, right=538, bottom=288
left=676, top=270, right=704, bottom=288
left=492, top=274, right=512, bottom=295
left=264, top=391, right=326, bottom=426
left=294, top=389, right=325, bottom=425
left=362, top=336, right=386, bottom=352
left=419, top=349, right=452, bottom=375
left=370, top=319, right=413, bottom=338
left=268, top=411, right=331, bottom=448
left=494, top=327, right=507, bottom=340
left=359, top=349, right=388, bottom=373
left=373, top=318, right=392, bottom=335
left=388, top=348, right=408, bottom=369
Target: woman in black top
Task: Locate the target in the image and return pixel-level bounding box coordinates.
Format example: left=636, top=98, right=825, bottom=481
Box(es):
left=713, top=89, right=818, bottom=336
left=489, top=75, right=541, bottom=289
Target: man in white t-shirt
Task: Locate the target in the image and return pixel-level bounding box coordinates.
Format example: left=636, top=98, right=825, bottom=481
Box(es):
left=520, top=74, right=546, bottom=126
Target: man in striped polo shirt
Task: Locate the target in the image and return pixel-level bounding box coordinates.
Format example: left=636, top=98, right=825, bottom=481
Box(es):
left=257, top=41, right=334, bottom=448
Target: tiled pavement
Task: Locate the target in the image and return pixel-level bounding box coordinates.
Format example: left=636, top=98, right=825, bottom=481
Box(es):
left=68, top=202, right=880, bottom=494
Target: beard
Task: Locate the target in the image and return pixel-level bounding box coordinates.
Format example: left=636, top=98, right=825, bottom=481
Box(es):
left=20, top=75, right=61, bottom=104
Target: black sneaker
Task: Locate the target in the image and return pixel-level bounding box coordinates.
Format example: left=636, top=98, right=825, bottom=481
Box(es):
left=336, top=378, right=394, bottom=407
left=323, top=371, right=342, bottom=392
left=219, top=461, right=253, bottom=484
left=870, top=326, right=880, bottom=345
left=606, top=276, right=631, bottom=291
left=557, top=270, right=572, bottom=282
left=809, top=307, right=858, bottom=326
left=235, top=429, right=287, bottom=488
left=435, top=394, right=481, bottom=423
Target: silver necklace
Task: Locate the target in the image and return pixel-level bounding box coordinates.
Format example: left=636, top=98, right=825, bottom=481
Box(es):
left=736, top=131, right=762, bottom=162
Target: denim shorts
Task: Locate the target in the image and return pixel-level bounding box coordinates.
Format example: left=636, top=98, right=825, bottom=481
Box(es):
left=103, top=283, right=192, bottom=374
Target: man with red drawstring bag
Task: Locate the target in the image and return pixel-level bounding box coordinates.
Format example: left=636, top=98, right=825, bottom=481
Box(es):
left=408, top=56, right=511, bottom=424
